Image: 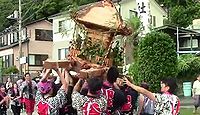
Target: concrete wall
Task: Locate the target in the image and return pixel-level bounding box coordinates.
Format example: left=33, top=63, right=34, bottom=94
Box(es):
left=26, top=20, right=53, bottom=57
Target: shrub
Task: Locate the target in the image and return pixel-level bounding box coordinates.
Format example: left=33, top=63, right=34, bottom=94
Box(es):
left=129, top=31, right=178, bottom=92
left=2, top=66, right=19, bottom=74
left=177, top=54, right=200, bottom=81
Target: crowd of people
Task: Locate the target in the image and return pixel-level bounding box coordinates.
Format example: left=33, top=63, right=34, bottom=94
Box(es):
left=0, top=64, right=196, bottom=115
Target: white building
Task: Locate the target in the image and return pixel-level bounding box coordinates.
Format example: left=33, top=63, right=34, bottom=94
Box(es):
left=118, top=0, right=167, bottom=28
left=49, top=12, right=75, bottom=60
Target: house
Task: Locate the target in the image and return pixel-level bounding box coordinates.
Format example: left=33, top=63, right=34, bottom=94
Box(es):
left=0, top=19, right=53, bottom=75
left=156, top=24, right=200, bottom=55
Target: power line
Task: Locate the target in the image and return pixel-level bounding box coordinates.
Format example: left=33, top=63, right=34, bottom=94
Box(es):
left=22, top=2, right=35, bottom=19
left=22, top=0, right=48, bottom=23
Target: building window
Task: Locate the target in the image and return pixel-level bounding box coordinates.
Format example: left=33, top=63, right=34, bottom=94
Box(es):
left=129, top=10, right=138, bottom=18
left=0, top=37, right=3, bottom=47
left=13, top=32, right=18, bottom=43
left=58, top=20, right=74, bottom=33
left=29, top=54, right=48, bottom=66
left=153, top=16, right=156, bottom=27
left=58, top=48, right=69, bottom=60
left=35, top=29, right=53, bottom=41
left=181, top=39, right=198, bottom=48
left=1, top=54, right=13, bottom=68
left=3, top=35, right=8, bottom=46
left=10, top=33, right=13, bottom=44
left=150, top=15, right=152, bottom=25
left=59, top=20, right=67, bottom=33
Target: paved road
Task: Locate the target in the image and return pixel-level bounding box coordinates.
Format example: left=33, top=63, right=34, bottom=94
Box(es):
left=179, top=96, right=194, bottom=108
left=7, top=107, right=38, bottom=115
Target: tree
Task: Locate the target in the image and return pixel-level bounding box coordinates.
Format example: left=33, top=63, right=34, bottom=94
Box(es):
left=125, top=16, right=141, bottom=62
left=156, top=0, right=199, bottom=28
left=169, top=6, right=191, bottom=28
left=156, top=0, right=193, bottom=7
left=169, top=3, right=200, bottom=27
left=177, top=54, right=200, bottom=81
left=129, top=32, right=178, bottom=92
left=0, top=0, right=98, bottom=31
left=0, top=0, right=18, bottom=31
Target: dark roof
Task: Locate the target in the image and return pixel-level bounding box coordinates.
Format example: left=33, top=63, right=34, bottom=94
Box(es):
left=155, top=24, right=199, bottom=34
left=155, top=24, right=200, bottom=40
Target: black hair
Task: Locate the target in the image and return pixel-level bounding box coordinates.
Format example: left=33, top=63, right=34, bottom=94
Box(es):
left=0, top=83, right=5, bottom=88
left=107, top=66, right=119, bottom=84
left=161, top=78, right=177, bottom=94
left=24, top=72, right=30, bottom=77
left=50, top=82, right=57, bottom=96
left=140, top=82, right=149, bottom=90
left=88, top=77, right=103, bottom=95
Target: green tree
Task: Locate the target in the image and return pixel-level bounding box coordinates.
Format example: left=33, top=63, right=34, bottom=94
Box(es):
left=169, top=6, right=191, bottom=28
left=156, top=0, right=194, bottom=7
left=177, top=54, right=200, bottom=81
left=169, top=3, right=200, bottom=28
left=0, top=0, right=18, bottom=31
left=125, top=16, right=141, bottom=62
left=0, top=0, right=98, bottom=31
left=130, top=32, right=178, bottom=92
left=2, top=66, right=19, bottom=74
left=156, top=0, right=199, bottom=28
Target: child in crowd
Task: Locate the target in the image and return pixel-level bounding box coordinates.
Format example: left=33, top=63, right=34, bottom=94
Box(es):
left=36, top=68, right=69, bottom=115
left=124, top=78, right=180, bottom=115
left=9, top=83, right=21, bottom=115
left=20, top=73, right=37, bottom=115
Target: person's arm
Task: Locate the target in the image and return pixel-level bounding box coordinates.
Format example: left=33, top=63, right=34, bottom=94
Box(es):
left=192, top=81, right=196, bottom=98
left=54, top=68, right=67, bottom=91
left=124, top=78, right=156, bottom=101
left=54, top=76, right=60, bottom=84
left=40, top=69, right=51, bottom=82
left=0, top=96, right=8, bottom=105
left=138, top=94, right=144, bottom=115
left=73, top=79, right=83, bottom=92
left=113, top=82, right=120, bottom=89
left=63, top=69, right=70, bottom=92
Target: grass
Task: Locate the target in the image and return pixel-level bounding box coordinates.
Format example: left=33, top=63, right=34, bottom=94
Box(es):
left=180, top=108, right=193, bottom=115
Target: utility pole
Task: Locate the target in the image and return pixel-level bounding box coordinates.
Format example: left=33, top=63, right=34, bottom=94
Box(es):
left=18, top=0, right=22, bottom=75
